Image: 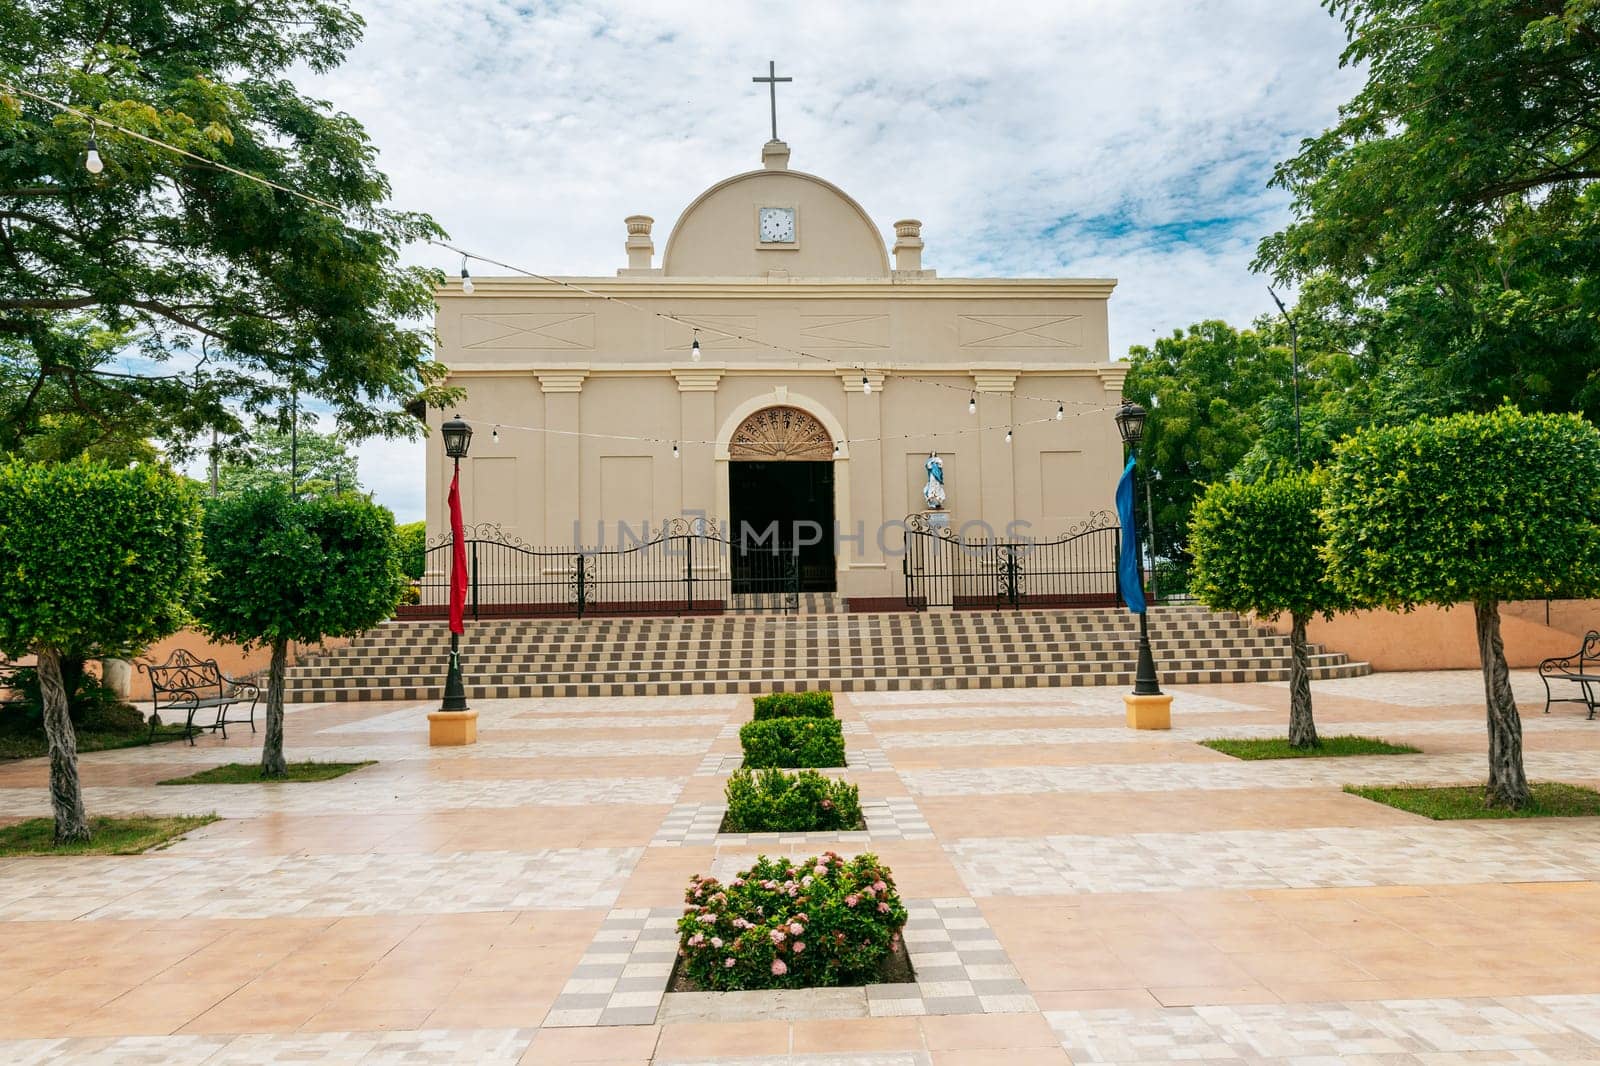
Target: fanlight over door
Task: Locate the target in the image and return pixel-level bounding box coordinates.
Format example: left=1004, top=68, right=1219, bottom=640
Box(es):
left=728, top=406, right=833, bottom=461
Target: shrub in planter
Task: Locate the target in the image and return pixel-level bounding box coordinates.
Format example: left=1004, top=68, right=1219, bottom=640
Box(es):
left=677, top=850, right=906, bottom=990
left=752, top=690, right=835, bottom=721
left=740, top=716, right=846, bottom=768
left=724, top=768, right=862, bottom=832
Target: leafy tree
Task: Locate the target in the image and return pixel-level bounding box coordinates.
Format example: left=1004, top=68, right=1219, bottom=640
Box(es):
left=1123, top=321, right=1292, bottom=577
left=0, top=0, right=456, bottom=462
left=1189, top=473, right=1347, bottom=748
left=1322, top=408, right=1600, bottom=807
left=395, top=520, right=426, bottom=581
left=0, top=459, right=202, bottom=840
left=1257, top=0, right=1600, bottom=418
left=0, top=322, right=160, bottom=465
left=216, top=414, right=360, bottom=498
left=197, top=488, right=405, bottom=776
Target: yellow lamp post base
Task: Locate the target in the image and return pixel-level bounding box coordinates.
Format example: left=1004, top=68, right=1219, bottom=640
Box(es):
left=1124, top=693, right=1172, bottom=731
left=428, top=709, right=478, bottom=746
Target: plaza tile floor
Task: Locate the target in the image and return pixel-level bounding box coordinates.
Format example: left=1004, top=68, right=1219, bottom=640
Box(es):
left=3, top=669, right=1600, bottom=1062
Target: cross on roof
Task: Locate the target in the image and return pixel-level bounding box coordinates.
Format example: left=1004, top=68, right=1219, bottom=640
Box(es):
left=752, top=60, right=792, bottom=142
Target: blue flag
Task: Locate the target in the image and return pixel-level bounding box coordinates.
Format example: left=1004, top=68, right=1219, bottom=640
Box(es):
left=1116, top=456, right=1146, bottom=614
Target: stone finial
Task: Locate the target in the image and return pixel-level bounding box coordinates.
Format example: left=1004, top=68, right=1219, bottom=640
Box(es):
left=762, top=140, right=791, bottom=171
left=624, top=215, right=654, bottom=271
left=893, top=219, right=924, bottom=272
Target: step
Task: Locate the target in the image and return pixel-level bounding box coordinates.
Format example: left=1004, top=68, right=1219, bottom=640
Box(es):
left=287, top=653, right=1358, bottom=685
left=299, top=637, right=1319, bottom=668
left=282, top=660, right=1372, bottom=702
left=287, top=648, right=1352, bottom=678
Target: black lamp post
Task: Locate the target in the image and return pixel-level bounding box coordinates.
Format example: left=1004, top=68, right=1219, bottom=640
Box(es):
left=1115, top=401, right=1164, bottom=697
left=440, top=415, right=473, bottom=712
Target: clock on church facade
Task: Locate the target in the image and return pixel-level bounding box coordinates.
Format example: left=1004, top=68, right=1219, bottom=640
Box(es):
left=758, top=206, right=796, bottom=244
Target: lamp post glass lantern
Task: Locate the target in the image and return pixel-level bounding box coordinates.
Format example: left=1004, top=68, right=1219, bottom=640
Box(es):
left=441, top=415, right=472, bottom=712
left=1115, top=402, right=1163, bottom=697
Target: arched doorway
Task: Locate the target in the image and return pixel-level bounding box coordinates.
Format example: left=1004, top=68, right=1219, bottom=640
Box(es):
left=728, top=405, right=836, bottom=592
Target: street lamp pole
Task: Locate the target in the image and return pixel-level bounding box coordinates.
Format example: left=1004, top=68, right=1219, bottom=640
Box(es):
left=1267, top=286, right=1302, bottom=467
left=440, top=415, right=473, bottom=713
left=1115, top=401, right=1163, bottom=697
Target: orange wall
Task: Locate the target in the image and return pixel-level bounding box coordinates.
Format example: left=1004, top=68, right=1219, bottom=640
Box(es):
left=1266, top=600, right=1595, bottom=672
left=136, top=629, right=349, bottom=681
left=2, top=629, right=349, bottom=703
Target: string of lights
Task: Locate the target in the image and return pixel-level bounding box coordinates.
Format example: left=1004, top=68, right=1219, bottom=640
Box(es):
left=470, top=404, right=1107, bottom=454
left=3, top=79, right=1123, bottom=428
left=435, top=235, right=1111, bottom=415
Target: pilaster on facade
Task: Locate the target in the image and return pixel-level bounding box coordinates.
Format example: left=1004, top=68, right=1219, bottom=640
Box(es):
left=971, top=370, right=1019, bottom=394
left=538, top=371, right=589, bottom=394
left=671, top=369, right=725, bottom=393
left=836, top=367, right=888, bottom=392
left=1097, top=362, right=1130, bottom=399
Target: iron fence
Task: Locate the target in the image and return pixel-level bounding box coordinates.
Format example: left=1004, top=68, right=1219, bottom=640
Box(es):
left=901, top=511, right=1122, bottom=610
left=410, top=520, right=800, bottom=619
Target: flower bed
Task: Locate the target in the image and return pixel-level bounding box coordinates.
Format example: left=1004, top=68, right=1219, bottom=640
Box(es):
left=676, top=851, right=908, bottom=991
left=740, top=716, right=846, bottom=768
left=723, top=767, right=862, bottom=833
left=751, top=690, right=835, bottom=721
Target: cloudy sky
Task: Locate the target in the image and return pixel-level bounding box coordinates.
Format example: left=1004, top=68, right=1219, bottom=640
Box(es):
left=302, top=0, right=1362, bottom=522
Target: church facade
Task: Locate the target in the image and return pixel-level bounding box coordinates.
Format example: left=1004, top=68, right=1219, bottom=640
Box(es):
left=424, top=139, right=1126, bottom=602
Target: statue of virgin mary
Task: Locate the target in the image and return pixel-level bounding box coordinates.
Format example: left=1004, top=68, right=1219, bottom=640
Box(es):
left=922, top=453, right=946, bottom=510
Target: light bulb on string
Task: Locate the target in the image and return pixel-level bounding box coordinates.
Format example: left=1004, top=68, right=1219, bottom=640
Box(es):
left=671, top=441, right=680, bottom=460
left=968, top=393, right=976, bottom=414
left=460, top=256, right=474, bottom=294
left=84, top=123, right=103, bottom=174
left=691, top=331, right=701, bottom=362
left=1056, top=403, right=1065, bottom=420
left=862, top=374, right=872, bottom=396
left=491, top=426, right=500, bottom=445
left=1004, top=427, right=1013, bottom=445
left=833, top=440, right=841, bottom=457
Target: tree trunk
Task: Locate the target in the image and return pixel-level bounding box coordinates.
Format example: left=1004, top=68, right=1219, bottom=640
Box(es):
left=36, top=647, right=90, bottom=843
left=260, top=639, right=288, bottom=778
left=1287, top=611, right=1319, bottom=749
left=1476, top=599, right=1529, bottom=808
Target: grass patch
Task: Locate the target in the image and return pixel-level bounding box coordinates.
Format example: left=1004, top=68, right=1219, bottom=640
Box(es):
left=158, top=760, right=375, bottom=786
left=0, top=724, right=193, bottom=762
left=0, top=702, right=195, bottom=762
left=0, top=814, right=218, bottom=856
left=1344, top=782, right=1600, bottom=820
left=1201, top=735, right=1421, bottom=760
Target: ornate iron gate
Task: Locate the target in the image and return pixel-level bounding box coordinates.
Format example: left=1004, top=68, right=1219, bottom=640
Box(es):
left=412, top=520, right=800, bottom=619
left=901, top=511, right=1122, bottom=610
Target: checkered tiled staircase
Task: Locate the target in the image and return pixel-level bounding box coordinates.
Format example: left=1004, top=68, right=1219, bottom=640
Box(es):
left=281, top=604, right=1370, bottom=702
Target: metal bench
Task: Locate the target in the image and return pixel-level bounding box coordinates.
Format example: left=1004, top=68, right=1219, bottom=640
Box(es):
left=138, top=649, right=260, bottom=744
left=1539, top=631, right=1600, bottom=719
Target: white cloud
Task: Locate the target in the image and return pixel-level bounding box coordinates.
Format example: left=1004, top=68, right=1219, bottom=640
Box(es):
left=295, top=0, right=1361, bottom=522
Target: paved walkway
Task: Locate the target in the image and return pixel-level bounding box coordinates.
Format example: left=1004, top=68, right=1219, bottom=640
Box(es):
left=2, top=670, right=1600, bottom=1063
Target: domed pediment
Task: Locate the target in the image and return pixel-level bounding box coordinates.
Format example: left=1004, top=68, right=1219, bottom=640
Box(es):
left=662, top=152, right=889, bottom=278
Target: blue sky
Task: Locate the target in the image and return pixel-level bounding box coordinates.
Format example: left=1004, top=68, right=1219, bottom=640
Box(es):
left=294, top=0, right=1361, bottom=522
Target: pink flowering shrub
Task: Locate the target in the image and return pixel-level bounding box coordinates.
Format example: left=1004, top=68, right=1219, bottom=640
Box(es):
left=675, top=851, right=907, bottom=991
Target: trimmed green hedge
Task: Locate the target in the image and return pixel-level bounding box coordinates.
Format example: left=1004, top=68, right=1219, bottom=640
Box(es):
left=751, top=691, right=835, bottom=721
left=724, top=768, right=861, bottom=832
left=740, top=717, right=846, bottom=768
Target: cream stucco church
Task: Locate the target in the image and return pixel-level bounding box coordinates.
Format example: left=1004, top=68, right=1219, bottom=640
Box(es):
left=424, top=120, right=1127, bottom=605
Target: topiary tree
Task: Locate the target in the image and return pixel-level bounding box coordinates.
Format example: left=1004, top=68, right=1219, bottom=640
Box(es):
left=1189, top=472, right=1347, bottom=749
left=1323, top=408, right=1600, bottom=808
left=0, top=459, right=202, bottom=841
left=197, top=488, right=406, bottom=777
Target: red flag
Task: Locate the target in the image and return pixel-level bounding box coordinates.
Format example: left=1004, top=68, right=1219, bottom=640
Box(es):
left=448, top=468, right=468, bottom=634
